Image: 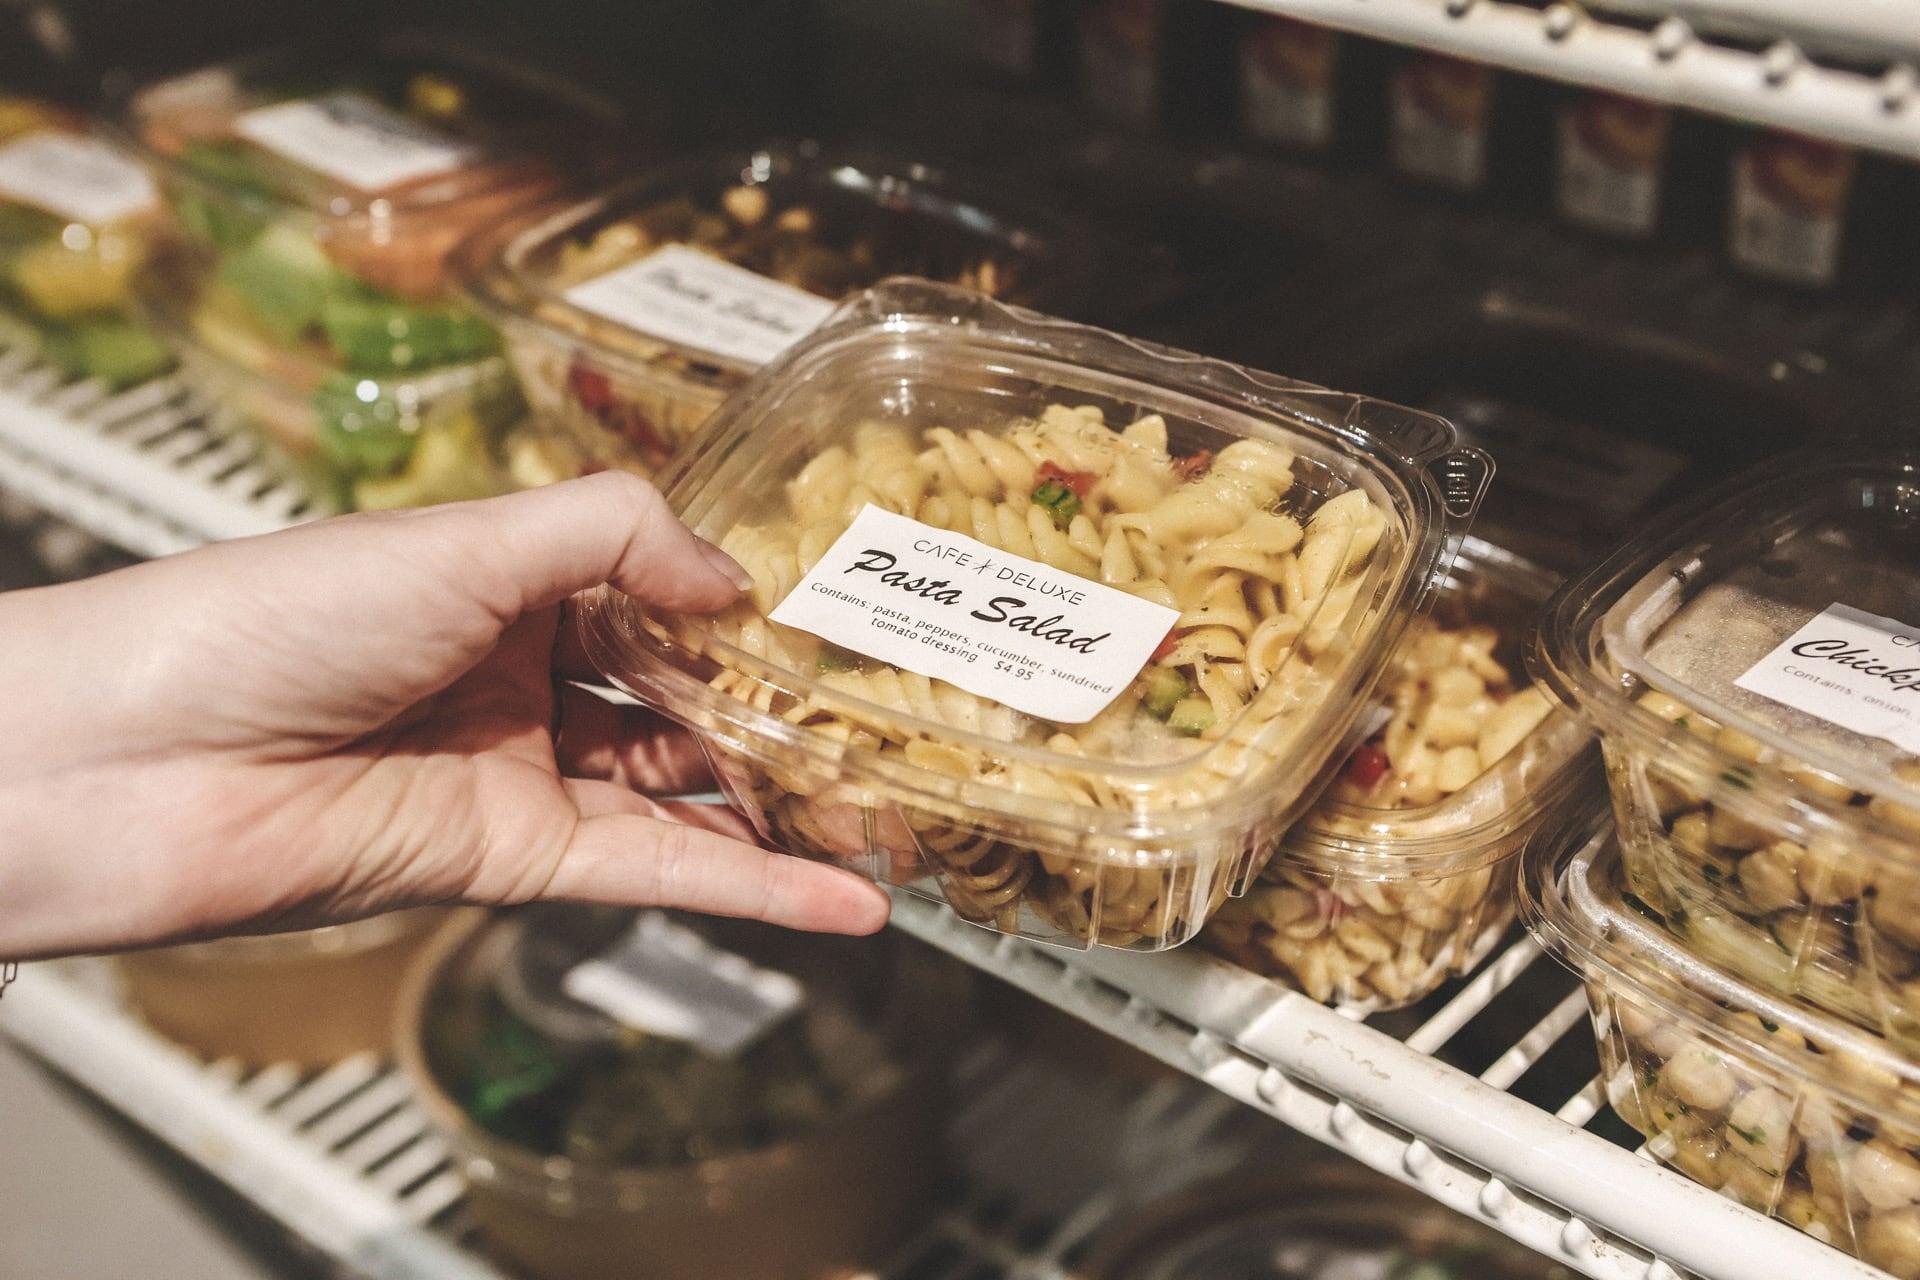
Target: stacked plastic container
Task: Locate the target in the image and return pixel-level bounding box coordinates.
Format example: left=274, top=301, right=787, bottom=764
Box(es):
left=580, top=279, right=1488, bottom=950
left=0, top=97, right=172, bottom=388
left=120, top=38, right=624, bottom=510
left=461, top=144, right=1102, bottom=482
left=1206, top=535, right=1595, bottom=1008
left=1526, top=452, right=1920, bottom=1266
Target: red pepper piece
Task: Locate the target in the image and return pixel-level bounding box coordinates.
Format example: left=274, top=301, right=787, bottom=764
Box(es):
left=1036, top=459, right=1097, bottom=498
left=1171, top=449, right=1214, bottom=481
left=1343, top=742, right=1391, bottom=790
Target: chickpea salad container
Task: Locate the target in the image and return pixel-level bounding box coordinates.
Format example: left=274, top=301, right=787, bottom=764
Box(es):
left=460, top=143, right=1104, bottom=480
left=580, top=280, right=1490, bottom=950
left=1524, top=814, right=1920, bottom=1273
left=1205, top=536, right=1597, bottom=1009
left=0, top=97, right=173, bottom=388
left=1532, top=452, right=1920, bottom=1044
left=396, top=905, right=962, bottom=1280
left=120, top=38, right=620, bottom=504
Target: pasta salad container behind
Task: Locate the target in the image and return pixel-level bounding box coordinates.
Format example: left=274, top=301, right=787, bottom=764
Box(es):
left=120, top=36, right=623, bottom=412
left=460, top=144, right=1105, bottom=481
left=1206, top=536, right=1597, bottom=1008
left=580, top=280, right=1489, bottom=950
left=1531, top=452, right=1920, bottom=1043
left=0, top=97, right=174, bottom=389
left=1522, top=812, right=1920, bottom=1275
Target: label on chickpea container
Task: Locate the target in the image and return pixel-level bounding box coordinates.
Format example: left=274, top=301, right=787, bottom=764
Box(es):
left=0, top=132, right=157, bottom=225
left=234, top=92, right=474, bottom=192
left=564, top=244, right=835, bottom=370
left=769, top=504, right=1181, bottom=724
left=1734, top=602, right=1920, bottom=755
left=563, top=911, right=804, bottom=1057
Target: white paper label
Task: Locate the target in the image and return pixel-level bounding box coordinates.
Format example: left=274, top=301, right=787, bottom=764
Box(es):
left=0, top=134, right=157, bottom=225
left=1390, top=87, right=1486, bottom=191
left=564, top=244, right=836, bottom=369
left=1557, top=113, right=1660, bottom=238
left=562, top=912, right=804, bottom=1057
left=1734, top=603, right=1920, bottom=755
left=234, top=93, right=473, bottom=192
left=769, top=505, right=1181, bottom=724
left=1239, top=44, right=1334, bottom=149
left=1730, top=150, right=1844, bottom=287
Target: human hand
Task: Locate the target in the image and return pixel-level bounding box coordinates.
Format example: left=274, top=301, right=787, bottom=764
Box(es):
left=0, top=473, right=890, bottom=959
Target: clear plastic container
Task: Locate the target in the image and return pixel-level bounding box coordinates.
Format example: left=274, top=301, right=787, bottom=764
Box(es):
left=1079, top=1164, right=1573, bottom=1278
left=1205, top=536, right=1597, bottom=1008
left=0, top=97, right=173, bottom=389
left=1532, top=452, right=1920, bottom=1043
left=395, top=904, right=962, bottom=1280
left=120, top=37, right=619, bottom=407
left=156, top=278, right=526, bottom=512
left=580, top=280, right=1487, bottom=950
left=460, top=143, right=1103, bottom=480
left=1523, top=814, right=1920, bottom=1276
left=116, top=907, right=459, bottom=1068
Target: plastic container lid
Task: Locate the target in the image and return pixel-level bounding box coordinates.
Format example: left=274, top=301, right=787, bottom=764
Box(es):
left=1531, top=451, right=1920, bottom=841
left=0, top=98, right=159, bottom=228
left=462, top=142, right=1105, bottom=385
left=123, top=35, right=623, bottom=224
left=1284, top=535, right=1594, bottom=878
left=579, top=280, right=1487, bottom=946
left=1520, top=807, right=1920, bottom=1144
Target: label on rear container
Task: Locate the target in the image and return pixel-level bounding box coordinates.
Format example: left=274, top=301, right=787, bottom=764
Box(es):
left=234, top=93, right=473, bottom=192
left=1389, top=55, right=1491, bottom=191
left=563, top=911, right=804, bottom=1057
left=0, top=133, right=157, bottom=225
left=1735, top=602, right=1920, bottom=755
left=564, top=244, right=835, bottom=369
left=769, top=504, right=1181, bottom=724
left=1729, top=133, right=1854, bottom=287
left=1238, top=17, right=1338, bottom=149
left=1557, top=93, right=1668, bottom=238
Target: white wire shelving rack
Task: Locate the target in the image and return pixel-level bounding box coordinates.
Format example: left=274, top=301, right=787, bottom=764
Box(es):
left=0, top=334, right=1895, bottom=1280
left=1226, top=0, right=1920, bottom=161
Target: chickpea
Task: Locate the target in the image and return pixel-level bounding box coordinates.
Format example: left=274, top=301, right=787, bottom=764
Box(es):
left=1731, top=1010, right=1808, bottom=1053
left=1798, top=834, right=1868, bottom=906
left=1727, top=1085, right=1798, bottom=1173
left=1863, top=1207, right=1920, bottom=1280
left=1636, top=689, right=1693, bottom=723
left=1873, top=878, right=1920, bottom=952
left=1709, top=804, right=1773, bottom=852
left=1739, top=843, right=1806, bottom=914
left=1667, top=1123, right=1727, bottom=1185
left=1720, top=1150, right=1782, bottom=1211
left=1664, top=1041, right=1739, bottom=1112
left=1852, top=1140, right=1920, bottom=1211
left=1434, top=745, right=1482, bottom=793
left=1788, top=765, right=1857, bottom=804
left=720, top=184, right=769, bottom=226
left=1870, top=791, right=1920, bottom=838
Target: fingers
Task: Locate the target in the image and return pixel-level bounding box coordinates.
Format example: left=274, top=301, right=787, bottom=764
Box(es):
left=555, top=683, right=715, bottom=796
left=546, top=782, right=890, bottom=935
left=427, top=471, right=754, bottom=621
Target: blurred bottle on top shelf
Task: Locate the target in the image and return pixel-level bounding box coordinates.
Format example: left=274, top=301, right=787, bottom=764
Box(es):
left=1074, top=0, right=1165, bottom=127
left=1727, top=129, right=1856, bottom=288
left=973, top=0, right=1073, bottom=82
left=1555, top=90, right=1670, bottom=241
left=1236, top=14, right=1340, bottom=154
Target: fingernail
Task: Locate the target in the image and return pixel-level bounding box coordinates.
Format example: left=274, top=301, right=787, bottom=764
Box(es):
left=695, top=537, right=756, bottom=594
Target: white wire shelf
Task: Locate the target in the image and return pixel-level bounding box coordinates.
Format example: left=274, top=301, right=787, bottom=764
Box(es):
left=1225, top=0, right=1920, bottom=162
left=0, top=342, right=1895, bottom=1280
left=0, top=954, right=1248, bottom=1280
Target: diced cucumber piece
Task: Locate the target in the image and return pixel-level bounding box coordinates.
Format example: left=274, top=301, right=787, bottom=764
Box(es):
left=313, top=374, right=419, bottom=479
left=37, top=319, right=172, bottom=389
left=319, top=287, right=498, bottom=374
left=173, top=142, right=277, bottom=250
left=1167, top=697, right=1216, bottom=737
left=215, top=221, right=341, bottom=344
left=1141, top=666, right=1188, bottom=720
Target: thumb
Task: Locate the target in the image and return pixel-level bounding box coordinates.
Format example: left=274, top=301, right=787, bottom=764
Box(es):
left=415, top=470, right=754, bottom=620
